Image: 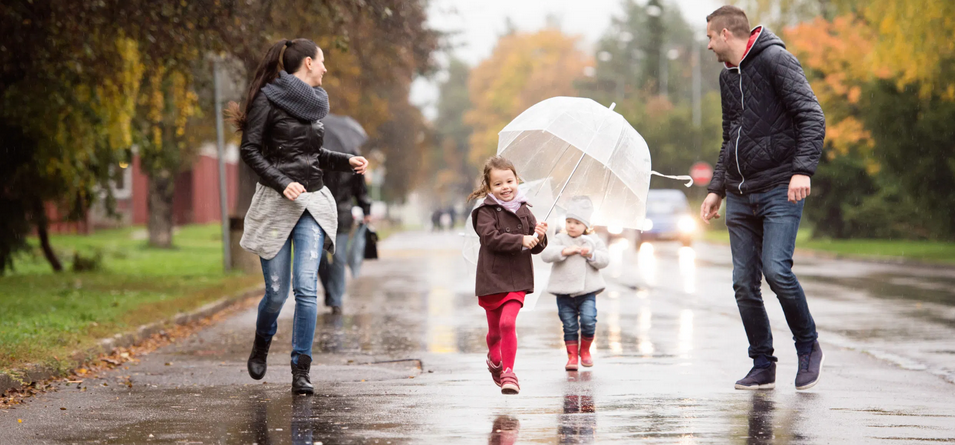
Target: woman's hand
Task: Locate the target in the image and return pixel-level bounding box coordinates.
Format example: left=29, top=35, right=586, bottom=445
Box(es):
left=349, top=156, right=368, bottom=174
left=561, top=246, right=581, bottom=256
left=283, top=182, right=306, bottom=200
left=534, top=222, right=548, bottom=237
left=522, top=235, right=539, bottom=249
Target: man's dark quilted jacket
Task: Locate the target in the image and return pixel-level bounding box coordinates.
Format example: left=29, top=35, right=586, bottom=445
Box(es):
left=708, top=27, right=825, bottom=197
left=323, top=149, right=372, bottom=232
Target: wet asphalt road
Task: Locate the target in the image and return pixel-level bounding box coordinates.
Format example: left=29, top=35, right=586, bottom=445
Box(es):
left=3, top=230, right=955, bottom=444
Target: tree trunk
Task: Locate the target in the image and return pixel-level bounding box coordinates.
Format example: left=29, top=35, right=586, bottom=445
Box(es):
left=235, top=161, right=258, bottom=218
left=148, top=170, right=176, bottom=248
left=32, top=198, right=63, bottom=272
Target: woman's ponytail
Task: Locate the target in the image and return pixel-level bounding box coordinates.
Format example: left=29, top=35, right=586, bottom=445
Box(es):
left=227, top=39, right=291, bottom=132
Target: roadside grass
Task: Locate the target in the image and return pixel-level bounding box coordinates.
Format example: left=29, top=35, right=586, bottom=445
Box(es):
left=702, top=229, right=955, bottom=264
left=0, top=225, right=259, bottom=373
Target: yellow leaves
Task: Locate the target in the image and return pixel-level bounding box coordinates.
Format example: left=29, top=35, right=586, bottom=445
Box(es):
left=465, top=29, right=589, bottom=167
left=826, top=117, right=872, bottom=157
left=859, top=0, right=955, bottom=99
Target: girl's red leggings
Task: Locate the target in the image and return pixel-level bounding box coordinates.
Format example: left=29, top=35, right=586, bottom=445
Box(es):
left=485, top=300, right=522, bottom=371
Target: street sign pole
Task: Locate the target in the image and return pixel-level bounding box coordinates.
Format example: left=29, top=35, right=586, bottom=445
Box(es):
left=213, top=58, right=232, bottom=272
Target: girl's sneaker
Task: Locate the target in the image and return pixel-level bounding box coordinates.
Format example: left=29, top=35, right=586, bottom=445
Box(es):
left=580, top=337, right=594, bottom=367
left=487, top=356, right=503, bottom=387
left=500, top=369, right=520, bottom=395
left=565, top=341, right=579, bottom=371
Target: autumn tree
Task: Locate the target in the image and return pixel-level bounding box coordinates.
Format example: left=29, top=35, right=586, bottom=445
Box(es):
left=785, top=1, right=955, bottom=239
left=427, top=58, right=474, bottom=204
left=0, top=1, right=150, bottom=272
left=465, top=28, right=590, bottom=167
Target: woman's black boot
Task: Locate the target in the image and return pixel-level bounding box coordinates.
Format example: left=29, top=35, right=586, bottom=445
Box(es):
left=291, top=355, right=314, bottom=395
left=247, top=333, right=271, bottom=380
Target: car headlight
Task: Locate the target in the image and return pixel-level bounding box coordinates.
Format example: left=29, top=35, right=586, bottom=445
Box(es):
left=607, top=225, right=623, bottom=235
left=678, top=215, right=696, bottom=233
left=642, top=218, right=654, bottom=232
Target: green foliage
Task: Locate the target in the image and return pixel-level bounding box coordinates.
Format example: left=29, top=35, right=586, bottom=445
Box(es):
left=0, top=224, right=259, bottom=371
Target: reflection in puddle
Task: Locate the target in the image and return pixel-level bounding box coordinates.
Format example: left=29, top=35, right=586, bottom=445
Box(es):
left=608, top=238, right=630, bottom=278
left=637, top=306, right=654, bottom=356
left=607, top=295, right=623, bottom=355
left=489, top=415, right=521, bottom=445
left=746, top=392, right=775, bottom=445
left=638, top=243, right=657, bottom=286
left=678, top=309, right=694, bottom=356
left=560, top=372, right=596, bottom=444
left=678, top=246, right=697, bottom=294
left=427, top=286, right=457, bottom=353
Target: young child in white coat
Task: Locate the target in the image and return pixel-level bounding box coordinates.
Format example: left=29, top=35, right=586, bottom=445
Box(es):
left=541, top=196, right=610, bottom=371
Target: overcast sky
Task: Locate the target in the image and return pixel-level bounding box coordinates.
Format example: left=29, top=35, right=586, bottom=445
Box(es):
left=410, top=0, right=724, bottom=119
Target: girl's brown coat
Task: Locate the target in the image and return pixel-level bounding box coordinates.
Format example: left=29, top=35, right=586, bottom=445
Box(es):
left=471, top=196, right=548, bottom=297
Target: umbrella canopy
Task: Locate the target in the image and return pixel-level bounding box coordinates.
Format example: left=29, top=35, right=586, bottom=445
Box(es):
left=321, top=113, right=368, bottom=155
left=497, top=96, right=653, bottom=230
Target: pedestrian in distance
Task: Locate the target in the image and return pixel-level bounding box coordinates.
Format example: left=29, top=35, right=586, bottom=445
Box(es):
left=541, top=196, right=609, bottom=371
left=318, top=117, right=373, bottom=316
left=468, top=156, right=548, bottom=395
left=228, top=38, right=369, bottom=395
left=700, top=5, right=826, bottom=391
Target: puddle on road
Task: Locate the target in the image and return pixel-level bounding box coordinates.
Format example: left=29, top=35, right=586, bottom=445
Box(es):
left=802, top=273, right=955, bottom=307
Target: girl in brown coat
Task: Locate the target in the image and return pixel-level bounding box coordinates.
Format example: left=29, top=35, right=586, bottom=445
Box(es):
left=469, top=156, right=548, bottom=395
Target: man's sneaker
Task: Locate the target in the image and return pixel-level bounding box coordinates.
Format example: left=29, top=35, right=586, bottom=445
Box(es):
left=487, top=355, right=503, bottom=387
left=795, top=341, right=824, bottom=390
left=735, top=362, right=776, bottom=390
left=500, top=369, right=520, bottom=395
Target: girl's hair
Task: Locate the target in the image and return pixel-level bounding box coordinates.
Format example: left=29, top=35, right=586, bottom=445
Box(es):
left=227, top=38, right=321, bottom=132
left=467, top=156, right=519, bottom=202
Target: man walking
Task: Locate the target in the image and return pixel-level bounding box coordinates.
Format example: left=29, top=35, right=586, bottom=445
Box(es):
left=319, top=116, right=373, bottom=315
left=700, top=5, right=825, bottom=390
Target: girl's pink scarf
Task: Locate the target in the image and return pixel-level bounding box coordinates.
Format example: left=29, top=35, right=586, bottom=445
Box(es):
left=487, top=189, right=527, bottom=214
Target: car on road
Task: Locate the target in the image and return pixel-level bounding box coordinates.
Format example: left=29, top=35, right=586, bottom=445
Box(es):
left=595, top=189, right=697, bottom=248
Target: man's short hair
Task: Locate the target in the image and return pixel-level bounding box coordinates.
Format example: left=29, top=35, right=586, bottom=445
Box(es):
left=706, top=5, right=751, bottom=38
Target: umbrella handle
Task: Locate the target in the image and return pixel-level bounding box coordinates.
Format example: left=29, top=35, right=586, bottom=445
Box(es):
left=651, top=171, right=694, bottom=188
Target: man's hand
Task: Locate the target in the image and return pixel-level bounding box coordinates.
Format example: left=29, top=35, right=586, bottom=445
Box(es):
left=534, top=222, right=548, bottom=237
left=788, top=174, right=811, bottom=203
left=700, top=193, right=723, bottom=224
left=283, top=182, right=306, bottom=200
left=349, top=156, right=368, bottom=174
left=522, top=235, right=540, bottom=249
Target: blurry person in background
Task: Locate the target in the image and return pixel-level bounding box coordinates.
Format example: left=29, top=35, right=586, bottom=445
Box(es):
left=318, top=114, right=373, bottom=316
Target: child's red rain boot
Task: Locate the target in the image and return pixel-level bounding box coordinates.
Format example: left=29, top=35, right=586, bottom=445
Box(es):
left=487, top=355, right=503, bottom=387
left=500, top=369, right=520, bottom=395
left=580, top=337, right=594, bottom=367
left=565, top=341, right=579, bottom=371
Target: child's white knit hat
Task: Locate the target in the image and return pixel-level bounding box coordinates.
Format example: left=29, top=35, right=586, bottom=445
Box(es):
left=565, top=196, right=594, bottom=228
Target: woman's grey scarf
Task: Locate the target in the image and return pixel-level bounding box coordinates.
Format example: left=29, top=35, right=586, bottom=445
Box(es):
left=261, top=71, right=329, bottom=122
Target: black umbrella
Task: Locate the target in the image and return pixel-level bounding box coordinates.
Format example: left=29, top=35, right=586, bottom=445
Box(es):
left=321, top=114, right=368, bottom=155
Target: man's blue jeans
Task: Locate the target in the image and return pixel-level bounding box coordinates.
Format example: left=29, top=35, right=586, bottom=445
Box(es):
left=556, top=293, right=597, bottom=342
left=319, top=232, right=351, bottom=308
left=725, top=185, right=817, bottom=367
left=256, top=212, right=326, bottom=364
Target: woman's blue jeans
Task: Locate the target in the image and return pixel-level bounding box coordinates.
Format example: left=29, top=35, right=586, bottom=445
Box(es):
left=556, top=293, right=597, bottom=342
left=725, top=185, right=818, bottom=367
left=256, top=212, right=326, bottom=364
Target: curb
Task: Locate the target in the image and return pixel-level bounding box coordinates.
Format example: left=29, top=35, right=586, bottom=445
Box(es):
left=0, top=285, right=264, bottom=396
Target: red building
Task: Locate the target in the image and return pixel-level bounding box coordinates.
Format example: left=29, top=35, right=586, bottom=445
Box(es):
left=48, top=143, right=240, bottom=234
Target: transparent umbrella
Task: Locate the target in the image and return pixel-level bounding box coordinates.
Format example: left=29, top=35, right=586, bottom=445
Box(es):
left=496, top=96, right=690, bottom=232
